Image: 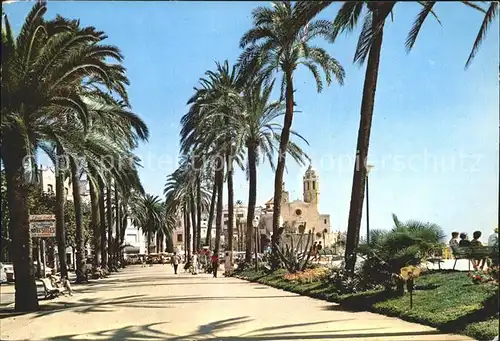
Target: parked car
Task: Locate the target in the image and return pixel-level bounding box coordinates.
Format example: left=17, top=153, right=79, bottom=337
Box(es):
left=0, top=263, right=7, bottom=284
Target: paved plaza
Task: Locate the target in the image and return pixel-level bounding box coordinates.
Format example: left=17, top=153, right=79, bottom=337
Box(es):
left=0, top=266, right=473, bottom=341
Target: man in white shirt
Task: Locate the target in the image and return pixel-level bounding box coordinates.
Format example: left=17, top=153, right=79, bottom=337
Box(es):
left=488, top=228, right=498, bottom=247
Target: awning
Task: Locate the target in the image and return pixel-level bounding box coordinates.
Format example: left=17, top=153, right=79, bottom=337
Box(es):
left=123, top=246, right=140, bottom=254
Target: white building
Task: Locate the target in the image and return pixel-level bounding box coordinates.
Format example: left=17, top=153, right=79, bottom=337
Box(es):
left=38, top=165, right=90, bottom=203
left=122, top=219, right=147, bottom=256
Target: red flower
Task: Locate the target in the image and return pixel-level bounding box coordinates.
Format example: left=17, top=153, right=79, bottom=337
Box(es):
left=475, top=275, right=481, bottom=280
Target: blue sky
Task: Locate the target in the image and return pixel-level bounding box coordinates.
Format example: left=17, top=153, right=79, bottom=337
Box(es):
left=4, top=2, right=498, bottom=239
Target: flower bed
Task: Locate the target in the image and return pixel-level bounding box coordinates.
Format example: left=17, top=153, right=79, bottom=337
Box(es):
left=282, top=267, right=329, bottom=283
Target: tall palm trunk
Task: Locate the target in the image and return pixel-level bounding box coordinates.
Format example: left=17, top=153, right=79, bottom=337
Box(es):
left=190, top=192, right=197, bottom=254
left=185, top=204, right=192, bottom=261
left=114, top=184, right=120, bottom=267
left=226, top=154, right=234, bottom=261
left=98, top=179, right=107, bottom=269
left=70, top=159, right=86, bottom=283
left=196, top=177, right=202, bottom=251
left=205, top=182, right=217, bottom=247
left=245, top=144, right=257, bottom=262
left=213, top=156, right=224, bottom=277
left=55, top=148, right=68, bottom=278
left=147, top=222, right=152, bottom=255
left=3, top=140, right=39, bottom=311
left=271, top=69, right=294, bottom=269
left=106, top=185, right=113, bottom=269
left=120, top=212, right=128, bottom=266
left=183, top=209, right=188, bottom=256
left=345, top=9, right=385, bottom=272
left=89, top=179, right=100, bottom=271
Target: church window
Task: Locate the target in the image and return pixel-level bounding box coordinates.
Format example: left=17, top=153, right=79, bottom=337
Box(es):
left=324, top=219, right=327, bottom=224
left=295, top=209, right=302, bottom=216
left=313, top=181, right=316, bottom=190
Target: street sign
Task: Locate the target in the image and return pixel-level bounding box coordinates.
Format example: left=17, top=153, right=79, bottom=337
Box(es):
left=29, top=215, right=56, bottom=237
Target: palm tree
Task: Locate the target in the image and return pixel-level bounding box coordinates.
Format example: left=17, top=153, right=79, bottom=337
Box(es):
left=295, top=0, right=485, bottom=271
left=465, top=2, right=498, bottom=68
left=239, top=1, right=345, bottom=268
left=205, top=179, right=217, bottom=248
left=2, top=3, right=133, bottom=310
left=180, top=62, right=245, bottom=263
left=231, top=78, right=309, bottom=263
left=135, top=194, right=166, bottom=254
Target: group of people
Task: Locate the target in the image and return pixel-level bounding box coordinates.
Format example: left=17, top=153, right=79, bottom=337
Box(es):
left=169, top=250, right=233, bottom=277
left=48, top=269, right=73, bottom=296
left=311, top=241, right=323, bottom=262
left=449, top=229, right=498, bottom=270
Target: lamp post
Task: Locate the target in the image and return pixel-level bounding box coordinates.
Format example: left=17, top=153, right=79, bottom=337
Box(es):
left=366, top=164, right=374, bottom=245
left=253, top=218, right=259, bottom=271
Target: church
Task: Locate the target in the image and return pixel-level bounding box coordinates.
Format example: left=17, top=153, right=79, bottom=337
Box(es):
left=258, top=165, right=337, bottom=249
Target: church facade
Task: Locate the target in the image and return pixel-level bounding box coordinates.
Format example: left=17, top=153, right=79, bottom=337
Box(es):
left=259, top=166, right=337, bottom=248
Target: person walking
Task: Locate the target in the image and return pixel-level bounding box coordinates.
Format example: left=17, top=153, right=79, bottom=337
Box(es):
left=316, top=241, right=323, bottom=263
left=211, top=252, right=219, bottom=278
left=311, top=242, right=318, bottom=261
left=171, top=252, right=180, bottom=274
left=224, top=251, right=232, bottom=276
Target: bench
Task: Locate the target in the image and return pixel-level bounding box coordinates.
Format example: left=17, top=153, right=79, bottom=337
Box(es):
left=40, top=278, right=64, bottom=299
left=452, top=246, right=499, bottom=270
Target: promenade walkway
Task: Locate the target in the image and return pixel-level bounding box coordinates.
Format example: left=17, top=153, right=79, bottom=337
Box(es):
left=0, top=266, right=472, bottom=340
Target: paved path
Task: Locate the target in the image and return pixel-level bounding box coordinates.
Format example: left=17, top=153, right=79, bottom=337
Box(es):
left=0, top=266, right=472, bottom=341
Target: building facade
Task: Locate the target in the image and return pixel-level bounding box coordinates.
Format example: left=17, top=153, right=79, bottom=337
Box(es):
left=259, top=165, right=339, bottom=249
left=38, top=165, right=90, bottom=203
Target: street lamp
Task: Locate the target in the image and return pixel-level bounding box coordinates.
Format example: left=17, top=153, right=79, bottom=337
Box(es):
left=253, top=218, right=259, bottom=271
left=366, top=164, right=374, bottom=245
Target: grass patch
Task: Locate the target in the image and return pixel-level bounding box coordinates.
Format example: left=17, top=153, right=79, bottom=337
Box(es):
left=233, top=268, right=499, bottom=341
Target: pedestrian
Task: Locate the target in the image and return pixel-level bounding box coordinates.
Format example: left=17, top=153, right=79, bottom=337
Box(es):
left=317, top=241, right=323, bottom=262
left=224, top=251, right=231, bottom=276
left=211, top=252, right=219, bottom=278
left=311, top=242, right=318, bottom=261
left=192, top=252, right=199, bottom=275
left=171, top=252, right=180, bottom=274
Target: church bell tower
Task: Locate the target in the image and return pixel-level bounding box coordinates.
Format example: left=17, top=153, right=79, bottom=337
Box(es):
left=303, top=165, right=319, bottom=207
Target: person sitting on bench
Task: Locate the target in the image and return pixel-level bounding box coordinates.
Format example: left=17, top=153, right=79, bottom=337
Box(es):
left=471, top=230, right=486, bottom=270
left=458, top=233, right=471, bottom=247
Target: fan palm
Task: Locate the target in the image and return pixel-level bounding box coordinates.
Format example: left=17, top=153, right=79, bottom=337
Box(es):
left=239, top=1, right=345, bottom=268
left=358, top=213, right=445, bottom=276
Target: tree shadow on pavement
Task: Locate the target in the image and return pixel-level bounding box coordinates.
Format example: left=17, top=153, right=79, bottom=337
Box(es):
left=74, top=281, right=255, bottom=294
left=0, top=294, right=297, bottom=320
left=43, top=322, right=175, bottom=340
left=37, top=318, right=449, bottom=341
